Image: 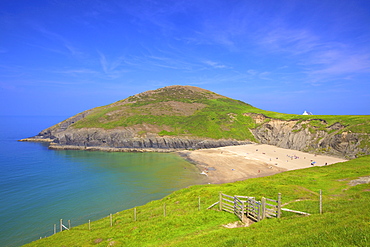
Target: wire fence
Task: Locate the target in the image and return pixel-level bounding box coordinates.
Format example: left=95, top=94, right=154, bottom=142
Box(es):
left=33, top=195, right=204, bottom=242
left=23, top=189, right=323, bottom=246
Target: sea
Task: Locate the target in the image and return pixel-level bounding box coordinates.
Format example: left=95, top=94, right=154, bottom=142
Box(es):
left=0, top=116, right=203, bottom=247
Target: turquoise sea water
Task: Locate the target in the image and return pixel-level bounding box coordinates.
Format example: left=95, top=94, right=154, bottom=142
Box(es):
left=0, top=116, right=203, bottom=247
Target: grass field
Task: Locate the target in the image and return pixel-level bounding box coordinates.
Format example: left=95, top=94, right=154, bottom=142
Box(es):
left=25, top=155, right=370, bottom=246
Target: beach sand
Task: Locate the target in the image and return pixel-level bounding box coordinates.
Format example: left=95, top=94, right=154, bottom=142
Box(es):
left=179, top=144, right=347, bottom=184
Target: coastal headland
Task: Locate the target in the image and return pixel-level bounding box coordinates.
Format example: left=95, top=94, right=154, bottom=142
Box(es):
left=18, top=86, right=370, bottom=159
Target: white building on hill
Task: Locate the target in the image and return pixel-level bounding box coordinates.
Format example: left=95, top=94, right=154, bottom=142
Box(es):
left=302, top=110, right=313, bottom=115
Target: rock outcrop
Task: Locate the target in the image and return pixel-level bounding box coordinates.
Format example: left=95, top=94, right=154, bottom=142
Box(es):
left=23, top=115, right=250, bottom=151
left=247, top=114, right=369, bottom=159
left=50, top=128, right=250, bottom=150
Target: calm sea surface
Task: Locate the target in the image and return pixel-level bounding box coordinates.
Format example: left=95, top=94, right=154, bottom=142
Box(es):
left=0, top=116, right=203, bottom=247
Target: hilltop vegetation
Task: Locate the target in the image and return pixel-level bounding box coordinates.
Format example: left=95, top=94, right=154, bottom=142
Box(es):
left=71, top=86, right=259, bottom=141
left=25, top=156, right=370, bottom=246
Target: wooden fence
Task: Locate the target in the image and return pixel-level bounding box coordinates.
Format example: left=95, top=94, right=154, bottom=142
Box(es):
left=218, top=193, right=281, bottom=223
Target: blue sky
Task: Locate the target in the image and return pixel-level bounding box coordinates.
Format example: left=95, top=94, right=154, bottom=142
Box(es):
left=1, top=0, right=369, bottom=116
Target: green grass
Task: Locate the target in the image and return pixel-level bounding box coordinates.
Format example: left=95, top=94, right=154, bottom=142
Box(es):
left=72, top=94, right=260, bottom=141
left=25, top=156, right=370, bottom=246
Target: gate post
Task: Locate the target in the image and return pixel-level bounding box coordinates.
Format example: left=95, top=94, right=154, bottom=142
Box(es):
left=261, top=197, right=266, bottom=220
left=219, top=192, right=222, bottom=211
left=233, top=196, right=236, bottom=215
left=246, top=197, right=252, bottom=219
left=277, top=193, right=282, bottom=218
left=242, top=201, right=246, bottom=223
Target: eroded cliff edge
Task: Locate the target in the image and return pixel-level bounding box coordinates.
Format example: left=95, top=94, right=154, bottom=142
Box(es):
left=246, top=113, right=369, bottom=159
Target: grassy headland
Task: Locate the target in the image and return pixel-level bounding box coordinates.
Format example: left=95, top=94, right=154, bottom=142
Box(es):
left=25, top=155, right=370, bottom=246
left=52, top=86, right=368, bottom=153
left=71, top=86, right=260, bottom=141
left=36, top=86, right=369, bottom=158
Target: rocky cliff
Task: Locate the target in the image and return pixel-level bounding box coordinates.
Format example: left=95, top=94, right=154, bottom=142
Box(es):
left=32, top=128, right=250, bottom=152
left=247, top=113, right=369, bottom=159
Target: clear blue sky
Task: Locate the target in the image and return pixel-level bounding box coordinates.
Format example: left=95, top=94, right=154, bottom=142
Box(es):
left=1, top=0, right=369, bottom=116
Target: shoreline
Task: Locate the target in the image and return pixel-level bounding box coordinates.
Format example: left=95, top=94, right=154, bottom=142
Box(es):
left=178, top=144, right=348, bottom=184
left=20, top=138, right=348, bottom=184
left=18, top=138, right=179, bottom=153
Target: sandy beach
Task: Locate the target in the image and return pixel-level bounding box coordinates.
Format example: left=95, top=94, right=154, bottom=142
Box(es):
left=179, top=144, right=347, bottom=184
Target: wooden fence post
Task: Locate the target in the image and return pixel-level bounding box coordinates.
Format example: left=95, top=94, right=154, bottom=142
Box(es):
left=246, top=198, right=249, bottom=219
left=277, top=193, right=282, bottom=218
left=319, top=190, right=322, bottom=214
left=233, top=196, right=236, bottom=216
left=110, top=214, right=113, bottom=227
left=68, top=220, right=71, bottom=229
left=257, top=201, right=261, bottom=222
left=60, top=219, right=63, bottom=232
left=134, top=208, right=137, bottom=221
left=88, top=220, right=91, bottom=231
left=198, top=196, right=201, bottom=211
left=242, top=201, right=246, bottom=223
left=261, top=197, right=266, bottom=220
left=219, top=192, right=222, bottom=211
left=54, top=224, right=56, bottom=235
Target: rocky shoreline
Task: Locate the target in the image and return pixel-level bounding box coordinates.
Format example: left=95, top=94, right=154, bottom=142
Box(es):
left=19, top=137, right=54, bottom=143
left=49, top=143, right=180, bottom=153
left=19, top=136, right=251, bottom=153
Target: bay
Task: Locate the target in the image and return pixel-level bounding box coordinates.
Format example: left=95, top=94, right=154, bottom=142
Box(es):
left=0, top=116, right=203, bottom=246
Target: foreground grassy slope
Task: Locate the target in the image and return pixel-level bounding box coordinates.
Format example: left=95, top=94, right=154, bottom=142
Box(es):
left=25, top=156, right=370, bottom=246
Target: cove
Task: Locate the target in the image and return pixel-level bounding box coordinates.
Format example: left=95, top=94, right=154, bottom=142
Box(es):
left=0, top=116, right=204, bottom=246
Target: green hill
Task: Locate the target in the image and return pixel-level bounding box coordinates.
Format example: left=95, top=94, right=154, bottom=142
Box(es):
left=70, top=85, right=259, bottom=141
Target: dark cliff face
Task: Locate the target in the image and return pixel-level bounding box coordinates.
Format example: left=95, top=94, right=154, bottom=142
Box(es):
left=42, top=128, right=250, bottom=150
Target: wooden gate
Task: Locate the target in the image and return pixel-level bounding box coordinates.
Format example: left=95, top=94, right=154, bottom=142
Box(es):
left=218, top=193, right=281, bottom=222
left=263, top=195, right=281, bottom=219
left=234, top=196, right=246, bottom=223
left=246, top=197, right=261, bottom=222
